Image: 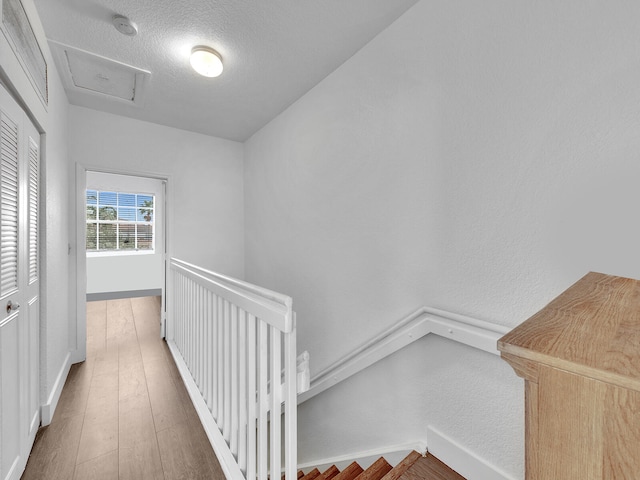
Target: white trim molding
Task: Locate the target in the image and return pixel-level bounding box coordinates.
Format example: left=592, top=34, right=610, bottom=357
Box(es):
left=40, top=351, right=71, bottom=426
left=298, top=307, right=511, bottom=404
left=427, top=426, right=518, bottom=480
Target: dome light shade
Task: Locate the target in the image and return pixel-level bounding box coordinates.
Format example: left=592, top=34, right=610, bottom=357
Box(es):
left=190, top=46, right=223, bottom=77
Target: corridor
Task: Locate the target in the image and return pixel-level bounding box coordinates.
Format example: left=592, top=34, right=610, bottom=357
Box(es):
left=21, top=297, right=225, bottom=479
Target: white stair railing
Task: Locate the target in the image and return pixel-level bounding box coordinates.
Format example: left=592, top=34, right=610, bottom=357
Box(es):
left=167, top=258, right=297, bottom=480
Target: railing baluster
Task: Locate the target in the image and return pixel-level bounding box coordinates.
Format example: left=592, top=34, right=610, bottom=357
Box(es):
left=181, top=273, right=186, bottom=354
left=210, top=291, right=216, bottom=413
left=257, top=321, right=268, bottom=480
left=173, top=272, right=179, bottom=350
left=270, top=326, right=282, bottom=480
left=205, top=290, right=211, bottom=410
left=187, top=278, right=192, bottom=372
left=190, top=277, right=194, bottom=367
left=223, top=299, right=232, bottom=442
left=178, top=273, right=183, bottom=352
left=190, top=280, right=196, bottom=376
left=181, top=275, right=186, bottom=360
left=284, top=313, right=297, bottom=479
left=193, top=284, right=202, bottom=393
left=238, top=309, right=247, bottom=473
left=177, top=273, right=182, bottom=352
left=200, top=285, right=205, bottom=392
left=200, top=285, right=205, bottom=393
left=217, top=295, right=224, bottom=426
left=231, top=304, right=239, bottom=456
left=246, top=313, right=257, bottom=480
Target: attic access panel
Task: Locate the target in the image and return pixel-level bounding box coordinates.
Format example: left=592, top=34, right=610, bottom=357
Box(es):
left=49, top=40, right=150, bottom=106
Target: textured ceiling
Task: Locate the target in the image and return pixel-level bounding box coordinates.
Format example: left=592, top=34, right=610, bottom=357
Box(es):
left=33, top=0, right=419, bottom=141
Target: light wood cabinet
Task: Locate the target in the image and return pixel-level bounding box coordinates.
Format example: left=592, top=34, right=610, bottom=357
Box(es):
left=498, top=272, right=640, bottom=479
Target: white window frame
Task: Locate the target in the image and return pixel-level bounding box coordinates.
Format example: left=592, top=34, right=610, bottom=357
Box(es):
left=86, top=189, right=155, bottom=256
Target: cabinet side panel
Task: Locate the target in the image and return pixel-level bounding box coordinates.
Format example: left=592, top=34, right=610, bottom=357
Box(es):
left=603, top=385, right=640, bottom=478
left=524, top=380, right=538, bottom=480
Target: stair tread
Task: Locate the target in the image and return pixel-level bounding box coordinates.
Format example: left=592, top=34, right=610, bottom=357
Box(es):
left=301, top=468, right=322, bottom=480
left=356, top=457, right=392, bottom=480
left=401, top=454, right=466, bottom=480
left=317, top=465, right=341, bottom=480
left=333, top=462, right=364, bottom=480
left=380, top=451, right=422, bottom=480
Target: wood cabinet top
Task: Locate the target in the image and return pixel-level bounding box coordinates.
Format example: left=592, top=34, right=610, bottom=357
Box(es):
left=498, top=272, right=640, bottom=391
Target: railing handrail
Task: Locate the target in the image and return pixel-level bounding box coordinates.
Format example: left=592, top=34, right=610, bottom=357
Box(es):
left=171, top=258, right=294, bottom=333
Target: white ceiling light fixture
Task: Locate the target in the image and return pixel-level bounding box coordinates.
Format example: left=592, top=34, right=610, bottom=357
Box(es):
left=190, top=46, right=224, bottom=78
left=112, top=15, right=138, bottom=36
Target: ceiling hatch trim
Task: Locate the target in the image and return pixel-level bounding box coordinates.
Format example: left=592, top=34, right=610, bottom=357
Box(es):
left=49, top=40, right=150, bottom=107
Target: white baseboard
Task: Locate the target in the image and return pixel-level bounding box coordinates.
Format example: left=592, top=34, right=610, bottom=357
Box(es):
left=297, top=441, right=427, bottom=474
left=40, top=351, right=72, bottom=426
left=427, top=426, right=519, bottom=480
left=70, top=347, right=86, bottom=364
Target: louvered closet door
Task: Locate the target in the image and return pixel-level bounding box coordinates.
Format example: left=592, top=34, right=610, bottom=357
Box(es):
left=0, top=82, right=40, bottom=480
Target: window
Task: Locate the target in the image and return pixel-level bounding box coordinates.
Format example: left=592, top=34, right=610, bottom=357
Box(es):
left=86, top=189, right=155, bottom=253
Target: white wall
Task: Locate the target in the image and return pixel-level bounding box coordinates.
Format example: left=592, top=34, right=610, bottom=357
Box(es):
left=85, top=171, right=165, bottom=296
left=69, top=106, right=245, bottom=279
left=1, top=0, right=73, bottom=422
left=244, top=0, right=640, bottom=477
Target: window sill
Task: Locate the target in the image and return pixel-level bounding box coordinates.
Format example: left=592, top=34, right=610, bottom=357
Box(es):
left=87, top=249, right=156, bottom=258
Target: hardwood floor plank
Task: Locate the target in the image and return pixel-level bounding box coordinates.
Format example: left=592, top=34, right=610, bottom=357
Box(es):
left=54, top=361, right=94, bottom=420
left=119, top=392, right=157, bottom=449
left=119, top=357, right=148, bottom=400
left=21, top=414, right=84, bottom=480
left=22, top=297, right=225, bottom=480
left=156, top=419, right=225, bottom=480
left=73, top=450, right=119, bottom=480
left=161, top=341, right=186, bottom=386
left=119, top=438, right=166, bottom=480
left=145, top=367, right=189, bottom=432
left=92, top=345, right=119, bottom=378
left=87, top=301, right=107, bottom=354
left=107, top=298, right=136, bottom=350
left=86, top=299, right=107, bottom=316
left=76, top=414, right=119, bottom=464
left=84, top=371, right=119, bottom=421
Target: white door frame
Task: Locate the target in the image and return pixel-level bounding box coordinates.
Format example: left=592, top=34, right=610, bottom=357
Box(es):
left=74, top=165, right=171, bottom=363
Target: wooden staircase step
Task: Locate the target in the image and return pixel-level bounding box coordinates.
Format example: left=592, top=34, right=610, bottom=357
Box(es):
left=401, top=453, right=465, bottom=480
left=380, top=451, right=422, bottom=480
left=355, top=457, right=392, bottom=480
left=299, top=451, right=465, bottom=480
left=317, top=465, right=341, bottom=480
left=301, top=468, right=322, bottom=480
left=333, top=462, right=364, bottom=480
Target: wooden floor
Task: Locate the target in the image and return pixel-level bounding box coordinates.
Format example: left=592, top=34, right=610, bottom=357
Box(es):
left=21, top=296, right=225, bottom=480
